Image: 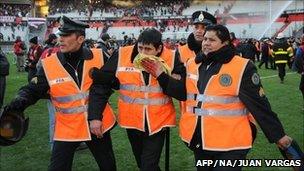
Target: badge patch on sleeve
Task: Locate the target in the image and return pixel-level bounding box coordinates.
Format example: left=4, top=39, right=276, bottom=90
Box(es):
left=251, top=73, right=260, bottom=85
left=30, top=77, right=38, bottom=84
left=219, top=74, right=232, bottom=87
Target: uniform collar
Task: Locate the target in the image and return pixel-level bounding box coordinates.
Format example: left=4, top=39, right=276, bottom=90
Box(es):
left=187, top=33, right=202, bottom=54
left=195, top=45, right=235, bottom=64
left=57, top=46, right=93, bottom=65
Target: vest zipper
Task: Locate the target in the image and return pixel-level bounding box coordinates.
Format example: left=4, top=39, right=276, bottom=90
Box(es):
left=66, top=61, right=81, bottom=87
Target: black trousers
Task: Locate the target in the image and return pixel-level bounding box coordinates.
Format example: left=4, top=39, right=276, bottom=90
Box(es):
left=276, top=63, right=286, bottom=81
left=28, top=67, right=37, bottom=83
left=269, top=57, right=276, bottom=69
left=258, top=57, right=269, bottom=69
left=48, top=132, right=116, bottom=171
left=0, top=76, right=6, bottom=108
left=126, top=129, right=166, bottom=171
left=194, top=148, right=249, bottom=171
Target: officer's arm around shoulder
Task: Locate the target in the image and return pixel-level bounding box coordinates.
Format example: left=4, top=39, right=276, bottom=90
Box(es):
left=157, top=50, right=187, bottom=101
left=91, top=50, right=120, bottom=90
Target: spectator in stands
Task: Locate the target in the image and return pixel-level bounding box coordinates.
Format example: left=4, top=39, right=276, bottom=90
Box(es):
left=26, top=36, right=43, bottom=82
left=178, top=11, right=217, bottom=63
left=13, top=36, right=26, bottom=72
left=0, top=48, right=9, bottom=108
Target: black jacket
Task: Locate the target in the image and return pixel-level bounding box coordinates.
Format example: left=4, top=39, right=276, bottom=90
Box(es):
left=7, top=46, right=108, bottom=112
left=187, top=33, right=202, bottom=55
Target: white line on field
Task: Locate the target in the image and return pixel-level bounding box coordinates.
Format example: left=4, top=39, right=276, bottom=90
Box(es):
left=260, top=72, right=296, bottom=79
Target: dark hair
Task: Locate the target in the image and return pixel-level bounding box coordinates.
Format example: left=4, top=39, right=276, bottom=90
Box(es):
left=205, top=24, right=231, bottom=45
left=137, top=28, right=162, bottom=49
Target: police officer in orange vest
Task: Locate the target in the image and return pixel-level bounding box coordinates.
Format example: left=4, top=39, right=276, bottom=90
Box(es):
left=89, top=28, right=185, bottom=170
left=142, top=24, right=295, bottom=171
left=2, top=16, right=116, bottom=171
left=178, top=11, right=217, bottom=64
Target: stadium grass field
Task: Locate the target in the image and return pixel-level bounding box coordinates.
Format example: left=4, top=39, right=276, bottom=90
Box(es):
left=1, top=53, right=303, bottom=171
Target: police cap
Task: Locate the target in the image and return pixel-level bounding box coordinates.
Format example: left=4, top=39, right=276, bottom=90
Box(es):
left=0, top=108, right=29, bottom=146
left=192, top=11, right=217, bottom=26
left=57, top=15, right=89, bottom=36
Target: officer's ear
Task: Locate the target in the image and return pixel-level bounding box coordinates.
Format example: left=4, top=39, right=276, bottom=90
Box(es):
left=156, top=44, right=162, bottom=54
left=76, top=35, right=85, bottom=44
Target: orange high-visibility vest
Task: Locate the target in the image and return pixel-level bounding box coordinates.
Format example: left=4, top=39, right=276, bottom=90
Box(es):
left=42, top=49, right=116, bottom=141
left=178, top=44, right=196, bottom=64
left=178, top=44, right=196, bottom=115
left=116, top=45, right=176, bottom=135
left=180, top=55, right=252, bottom=151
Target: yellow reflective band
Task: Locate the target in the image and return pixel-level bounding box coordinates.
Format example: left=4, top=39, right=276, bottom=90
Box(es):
left=275, top=60, right=288, bottom=64
left=274, top=51, right=288, bottom=55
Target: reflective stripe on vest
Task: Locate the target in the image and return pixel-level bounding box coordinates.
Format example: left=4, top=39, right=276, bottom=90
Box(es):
left=187, top=107, right=248, bottom=116
left=116, top=45, right=176, bottom=134
left=41, top=48, right=116, bottom=141
left=55, top=105, right=88, bottom=114
left=120, top=84, right=163, bottom=93
left=119, top=94, right=170, bottom=105
left=275, top=60, right=288, bottom=64
left=180, top=56, right=252, bottom=151
left=52, top=92, right=89, bottom=103
left=273, top=51, right=288, bottom=55
left=187, top=93, right=241, bottom=104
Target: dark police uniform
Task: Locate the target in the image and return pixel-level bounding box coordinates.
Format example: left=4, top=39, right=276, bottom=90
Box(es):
left=4, top=16, right=116, bottom=171
left=89, top=43, right=185, bottom=170
left=157, top=45, right=287, bottom=170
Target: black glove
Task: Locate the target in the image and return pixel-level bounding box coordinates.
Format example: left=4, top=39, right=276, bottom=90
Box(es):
left=1, top=105, right=14, bottom=118
left=5, top=97, right=27, bottom=114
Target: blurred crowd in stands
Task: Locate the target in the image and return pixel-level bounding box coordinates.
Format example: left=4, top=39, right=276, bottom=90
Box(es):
left=0, top=3, right=31, bottom=17
left=48, top=0, right=190, bottom=17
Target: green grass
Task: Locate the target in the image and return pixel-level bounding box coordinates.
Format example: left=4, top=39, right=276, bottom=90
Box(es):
left=0, top=53, right=303, bottom=171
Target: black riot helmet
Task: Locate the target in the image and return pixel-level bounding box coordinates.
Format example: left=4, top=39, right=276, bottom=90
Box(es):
left=0, top=108, right=29, bottom=146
